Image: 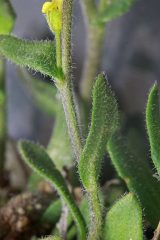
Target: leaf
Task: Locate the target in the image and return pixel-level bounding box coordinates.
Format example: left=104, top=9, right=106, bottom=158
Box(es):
left=47, top=102, right=73, bottom=170
left=107, top=129, right=160, bottom=227
left=0, top=0, right=15, bottom=34
left=146, top=83, right=160, bottom=176
left=79, top=73, right=118, bottom=190
left=96, top=0, right=134, bottom=24
left=18, top=69, right=58, bottom=116
left=27, top=172, right=44, bottom=192
left=104, top=193, right=143, bottom=240
left=41, top=199, right=61, bottom=225
left=19, top=141, right=86, bottom=239
left=0, top=35, right=61, bottom=78
left=67, top=197, right=90, bottom=240
left=78, top=73, right=118, bottom=239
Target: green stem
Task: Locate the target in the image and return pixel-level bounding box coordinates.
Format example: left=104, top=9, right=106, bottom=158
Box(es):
left=57, top=81, right=82, bottom=160
left=80, top=0, right=106, bottom=103
left=88, top=173, right=103, bottom=240
left=99, top=0, right=107, bottom=12
left=57, top=0, right=83, bottom=160
left=88, top=193, right=103, bottom=240
left=55, top=32, right=62, bottom=68
left=62, top=0, right=73, bottom=82
left=81, top=0, right=97, bottom=23
left=0, top=59, right=6, bottom=184
left=80, top=25, right=106, bottom=103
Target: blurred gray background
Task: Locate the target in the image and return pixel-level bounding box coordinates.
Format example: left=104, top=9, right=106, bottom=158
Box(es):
left=7, top=0, right=160, bottom=144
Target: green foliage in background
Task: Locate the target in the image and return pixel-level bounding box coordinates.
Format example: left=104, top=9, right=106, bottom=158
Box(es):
left=0, top=0, right=15, bottom=34
left=47, top=102, right=73, bottom=170
left=96, top=0, right=135, bottom=24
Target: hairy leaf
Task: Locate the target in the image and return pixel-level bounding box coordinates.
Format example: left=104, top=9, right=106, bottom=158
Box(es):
left=146, top=83, right=160, bottom=176
left=79, top=73, right=118, bottom=190
left=0, top=35, right=61, bottom=78
left=0, top=0, right=15, bottom=34
left=19, top=141, right=86, bottom=239
left=104, top=193, right=143, bottom=240
left=96, top=0, right=134, bottom=24
left=107, top=130, right=160, bottom=227
left=78, top=73, right=118, bottom=239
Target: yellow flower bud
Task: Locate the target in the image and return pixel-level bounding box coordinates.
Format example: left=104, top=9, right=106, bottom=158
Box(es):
left=42, top=0, right=63, bottom=33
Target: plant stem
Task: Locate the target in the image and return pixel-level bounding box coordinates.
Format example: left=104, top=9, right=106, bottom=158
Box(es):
left=55, top=32, right=62, bottom=68
left=56, top=81, right=82, bottom=161
left=62, top=0, right=73, bottom=83
left=88, top=183, right=102, bottom=240
left=81, top=0, right=97, bottom=23
left=0, top=59, right=6, bottom=183
left=99, top=0, right=107, bottom=12
left=56, top=0, right=83, bottom=160
left=80, top=25, right=106, bottom=103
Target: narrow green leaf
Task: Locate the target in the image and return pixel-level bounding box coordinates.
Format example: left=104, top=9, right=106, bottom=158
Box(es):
left=67, top=225, right=77, bottom=240
left=104, top=193, right=143, bottom=240
left=96, top=0, right=134, bottom=24
left=0, top=35, right=61, bottom=78
left=78, top=73, right=118, bottom=239
left=19, top=141, right=86, bottom=240
left=79, top=73, right=118, bottom=190
left=0, top=0, right=15, bottom=34
left=107, top=130, right=160, bottom=227
left=146, top=83, right=160, bottom=176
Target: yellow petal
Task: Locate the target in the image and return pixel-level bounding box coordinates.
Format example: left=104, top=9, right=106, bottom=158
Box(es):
left=42, top=0, right=63, bottom=33
left=56, top=0, right=63, bottom=10
left=42, top=2, right=57, bottom=14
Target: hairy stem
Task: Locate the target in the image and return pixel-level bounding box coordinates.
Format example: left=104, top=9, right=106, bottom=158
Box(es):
left=80, top=25, right=106, bottom=102
left=88, top=183, right=102, bottom=240
left=0, top=59, right=6, bottom=181
left=57, top=82, right=82, bottom=160
left=62, top=0, right=73, bottom=82
left=57, top=0, right=83, bottom=160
